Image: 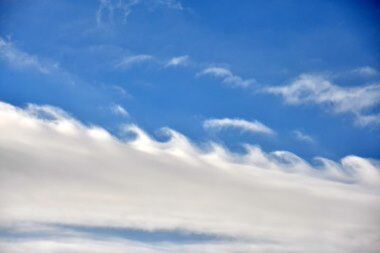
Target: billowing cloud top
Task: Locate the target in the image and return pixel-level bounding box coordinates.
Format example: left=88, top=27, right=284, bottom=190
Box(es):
left=0, top=101, right=379, bottom=252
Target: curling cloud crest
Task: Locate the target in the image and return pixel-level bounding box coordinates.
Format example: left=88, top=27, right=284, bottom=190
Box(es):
left=0, top=101, right=379, bottom=252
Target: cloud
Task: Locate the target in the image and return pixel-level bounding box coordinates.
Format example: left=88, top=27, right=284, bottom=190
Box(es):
left=116, top=54, right=155, bottom=69
left=0, top=236, right=315, bottom=253
left=116, top=54, right=191, bottom=70
left=264, top=74, right=380, bottom=126
left=198, top=67, right=255, bottom=87
left=204, top=118, right=275, bottom=135
left=96, top=0, right=141, bottom=26
left=109, top=85, right=133, bottom=99
left=96, top=0, right=183, bottom=26
left=111, top=104, right=129, bottom=117
left=165, top=55, right=189, bottom=67
left=0, top=101, right=379, bottom=252
left=0, top=37, right=58, bottom=74
left=352, top=66, right=378, bottom=77
left=153, top=0, right=183, bottom=10
left=293, top=130, right=314, bottom=143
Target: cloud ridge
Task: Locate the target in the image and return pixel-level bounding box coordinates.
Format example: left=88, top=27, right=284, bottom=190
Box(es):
left=0, top=101, right=379, bottom=252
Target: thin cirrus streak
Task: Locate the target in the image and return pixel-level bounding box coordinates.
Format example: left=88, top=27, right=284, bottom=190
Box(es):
left=203, top=118, right=275, bottom=135
left=96, top=0, right=183, bottom=26
left=0, top=101, right=379, bottom=252
left=293, top=130, right=314, bottom=143
left=0, top=37, right=57, bottom=74
left=116, top=54, right=155, bottom=69
left=198, top=67, right=256, bottom=87
left=110, top=104, right=129, bottom=117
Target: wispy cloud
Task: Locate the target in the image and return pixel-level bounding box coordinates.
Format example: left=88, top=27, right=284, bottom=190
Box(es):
left=264, top=74, right=380, bottom=126
left=109, top=85, right=133, bottom=99
left=111, top=104, right=129, bottom=117
left=96, top=0, right=183, bottom=26
left=96, top=0, right=141, bottom=26
left=198, top=67, right=255, bottom=87
left=116, top=54, right=154, bottom=69
left=0, top=37, right=58, bottom=74
left=293, top=130, right=314, bottom=143
left=0, top=101, right=379, bottom=252
left=116, top=54, right=192, bottom=70
left=154, top=0, right=183, bottom=10
left=165, top=55, right=189, bottom=67
left=204, top=118, right=275, bottom=135
left=351, top=66, right=378, bottom=77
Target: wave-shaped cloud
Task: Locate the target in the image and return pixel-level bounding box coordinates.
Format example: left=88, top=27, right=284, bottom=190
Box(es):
left=264, top=74, right=380, bottom=126
left=203, top=118, right=275, bottom=135
left=198, top=67, right=256, bottom=87
left=0, top=101, right=379, bottom=252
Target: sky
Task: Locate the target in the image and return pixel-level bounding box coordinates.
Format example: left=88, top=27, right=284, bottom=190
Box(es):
left=0, top=0, right=379, bottom=252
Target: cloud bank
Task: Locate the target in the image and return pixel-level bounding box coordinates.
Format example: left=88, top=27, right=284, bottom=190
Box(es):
left=0, top=101, right=379, bottom=252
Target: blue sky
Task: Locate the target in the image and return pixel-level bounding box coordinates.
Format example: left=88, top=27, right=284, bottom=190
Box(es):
left=1, top=0, right=379, bottom=160
left=1, top=1, right=380, bottom=252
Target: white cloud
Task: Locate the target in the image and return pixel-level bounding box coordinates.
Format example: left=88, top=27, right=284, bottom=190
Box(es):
left=0, top=101, right=379, bottom=252
left=293, top=130, right=314, bottom=143
left=0, top=37, right=58, bottom=74
left=96, top=0, right=183, bottom=26
left=109, top=85, right=133, bottom=99
left=265, top=74, right=380, bottom=126
left=154, top=0, right=183, bottom=10
left=111, top=104, right=129, bottom=117
left=116, top=54, right=192, bottom=70
left=354, top=113, right=380, bottom=126
left=165, top=55, right=189, bottom=67
left=116, top=54, right=154, bottom=68
left=204, top=118, right=275, bottom=135
left=198, top=67, right=255, bottom=87
left=352, top=66, right=378, bottom=77
left=96, top=0, right=141, bottom=26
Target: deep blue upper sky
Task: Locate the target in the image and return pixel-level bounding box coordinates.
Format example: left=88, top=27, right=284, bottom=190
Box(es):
left=0, top=0, right=379, bottom=161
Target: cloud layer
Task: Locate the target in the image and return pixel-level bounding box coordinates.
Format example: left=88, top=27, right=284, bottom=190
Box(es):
left=0, top=101, right=379, bottom=252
